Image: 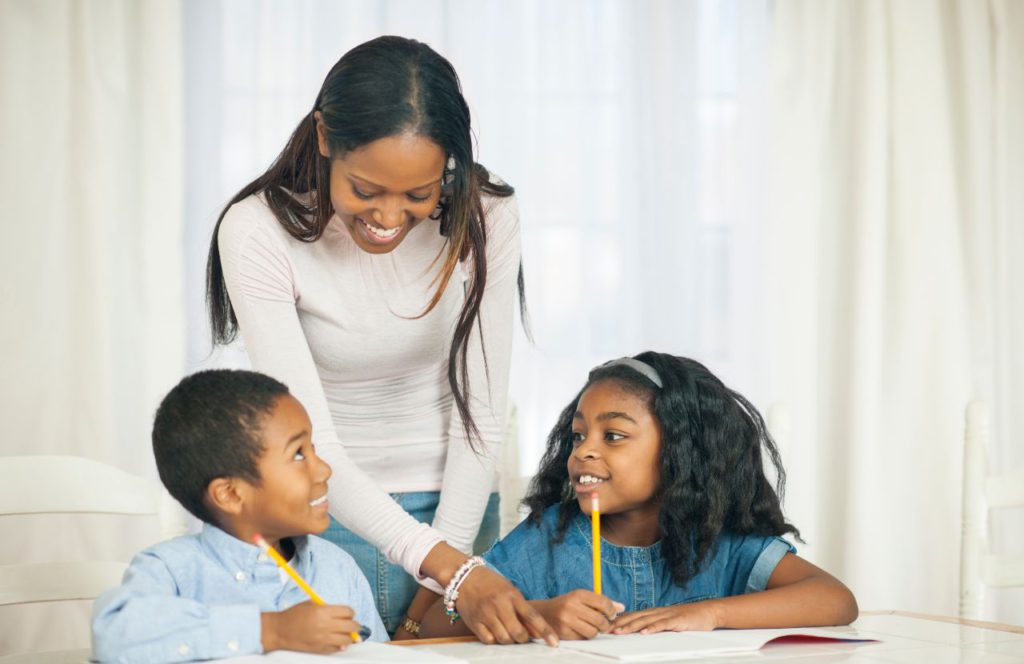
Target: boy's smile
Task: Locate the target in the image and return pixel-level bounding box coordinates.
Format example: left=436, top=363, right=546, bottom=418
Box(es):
left=231, top=395, right=333, bottom=554
left=567, top=379, right=663, bottom=546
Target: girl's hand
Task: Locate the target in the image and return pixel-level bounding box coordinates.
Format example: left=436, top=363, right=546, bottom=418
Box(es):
left=611, top=601, right=722, bottom=634
left=533, top=590, right=624, bottom=640
left=455, top=566, right=559, bottom=646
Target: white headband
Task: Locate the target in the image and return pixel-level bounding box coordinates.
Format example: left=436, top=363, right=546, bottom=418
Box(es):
left=596, top=357, right=663, bottom=388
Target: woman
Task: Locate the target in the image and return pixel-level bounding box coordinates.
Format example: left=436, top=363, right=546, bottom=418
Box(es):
left=206, top=36, right=553, bottom=645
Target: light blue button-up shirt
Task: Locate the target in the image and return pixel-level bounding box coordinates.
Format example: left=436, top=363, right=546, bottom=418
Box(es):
left=483, top=505, right=795, bottom=612
left=92, top=524, right=387, bottom=663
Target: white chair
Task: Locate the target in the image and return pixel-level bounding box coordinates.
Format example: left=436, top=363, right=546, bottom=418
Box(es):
left=0, top=455, right=187, bottom=662
left=958, top=401, right=1024, bottom=619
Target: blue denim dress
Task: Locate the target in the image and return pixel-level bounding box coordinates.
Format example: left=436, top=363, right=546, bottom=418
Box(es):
left=482, top=504, right=795, bottom=612
left=322, top=491, right=499, bottom=634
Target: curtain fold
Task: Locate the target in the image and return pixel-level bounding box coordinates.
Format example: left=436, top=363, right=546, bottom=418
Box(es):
left=0, top=0, right=184, bottom=654
left=768, top=0, right=1023, bottom=621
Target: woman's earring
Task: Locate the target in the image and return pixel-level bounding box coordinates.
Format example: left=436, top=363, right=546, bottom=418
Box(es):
left=442, top=155, right=456, bottom=190
left=431, top=155, right=456, bottom=223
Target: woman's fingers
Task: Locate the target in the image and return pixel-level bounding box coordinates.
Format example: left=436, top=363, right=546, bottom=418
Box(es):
left=484, top=612, right=516, bottom=645
left=497, top=605, right=530, bottom=643
left=473, top=621, right=496, bottom=645
left=513, top=594, right=558, bottom=645
left=457, top=567, right=557, bottom=646
left=478, top=586, right=527, bottom=644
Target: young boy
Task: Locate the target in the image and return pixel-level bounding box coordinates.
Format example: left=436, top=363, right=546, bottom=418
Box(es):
left=92, top=369, right=387, bottom=663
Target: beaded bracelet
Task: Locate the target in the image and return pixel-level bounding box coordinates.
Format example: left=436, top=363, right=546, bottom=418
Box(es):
left=400, top=615, right=421, bottom=637
left=442, top=555, right=485, bottom=623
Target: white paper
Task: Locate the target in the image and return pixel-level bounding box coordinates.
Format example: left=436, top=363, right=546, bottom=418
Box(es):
left=557, top=628, right=877, bottom=661
left=215, top=642, right=468, bottom=663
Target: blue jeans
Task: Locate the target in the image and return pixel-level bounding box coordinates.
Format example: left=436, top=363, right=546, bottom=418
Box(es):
left=322, top=491, right=500, bottom=634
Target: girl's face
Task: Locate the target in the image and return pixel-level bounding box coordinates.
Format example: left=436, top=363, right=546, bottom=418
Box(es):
left=316, top=120, right=446, bottom=254
left=567, top=379, right=663, bottom=523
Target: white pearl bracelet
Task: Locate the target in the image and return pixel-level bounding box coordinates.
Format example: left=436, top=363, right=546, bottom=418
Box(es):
left=442, top=555, right=485, bottom=623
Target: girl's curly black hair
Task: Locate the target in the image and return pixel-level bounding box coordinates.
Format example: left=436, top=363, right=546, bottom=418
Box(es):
left=522, top=351, right=801, bottom=587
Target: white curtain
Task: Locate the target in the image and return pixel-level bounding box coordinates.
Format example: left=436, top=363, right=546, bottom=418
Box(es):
left=0, top=1, right=184, bottom=654
left=7, top=1, right=1017, bottom=655
left=768, top=0, right=1024, bottom=622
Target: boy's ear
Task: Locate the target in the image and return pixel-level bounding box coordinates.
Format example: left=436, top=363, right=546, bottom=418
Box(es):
left=206, top=477, right=246, bottom=516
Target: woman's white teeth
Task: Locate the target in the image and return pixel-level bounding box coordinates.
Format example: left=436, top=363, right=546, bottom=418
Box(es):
left=309, top=494, right=327, bottom=507
left=361, top=219, right=400, bottom=238
left=579, top=475, right=606, bottom=485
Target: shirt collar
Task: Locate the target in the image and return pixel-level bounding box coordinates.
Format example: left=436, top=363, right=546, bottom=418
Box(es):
left=199, top=524, right=314, bottom=575
left=570, top=511, right=664, bottom=563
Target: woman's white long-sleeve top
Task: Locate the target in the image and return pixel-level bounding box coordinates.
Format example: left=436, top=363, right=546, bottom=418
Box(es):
left=217, top=190, right=519, bottom=579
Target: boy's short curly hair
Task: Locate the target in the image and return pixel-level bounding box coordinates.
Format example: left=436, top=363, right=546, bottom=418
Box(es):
left=152, top=369, right=289, bottom=524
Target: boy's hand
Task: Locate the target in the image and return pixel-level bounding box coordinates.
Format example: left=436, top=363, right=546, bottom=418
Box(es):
left=261, top=601, right=362, bottom=653
left=533, top=590, right=624, bottom=640
left=611, top=600, right=721, bottom=634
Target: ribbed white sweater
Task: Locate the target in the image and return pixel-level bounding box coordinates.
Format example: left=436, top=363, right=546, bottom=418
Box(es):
left=218, top=191, right=518, bottom=579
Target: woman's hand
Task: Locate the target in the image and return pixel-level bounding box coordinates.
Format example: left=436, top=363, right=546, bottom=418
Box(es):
left=455, top=566, right=559, bottom=646
left=611, top=601, right=721, bottom=635
left=532, top=590, right=624, bottom=640
left=420, top=541, right=557, bottom=645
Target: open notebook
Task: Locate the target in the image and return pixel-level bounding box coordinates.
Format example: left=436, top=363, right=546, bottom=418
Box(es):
left=557, top=627, right=879, bottom=661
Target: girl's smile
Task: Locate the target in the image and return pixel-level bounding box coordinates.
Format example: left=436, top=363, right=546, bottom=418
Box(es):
left=567, top=378, right=663, bottom=546
left=571, top=472, right=609, bottom=494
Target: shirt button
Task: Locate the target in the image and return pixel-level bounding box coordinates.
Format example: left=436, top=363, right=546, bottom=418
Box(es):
left=257, top=553, right=269, bottom=563
left=235, top=571, right=246, bottom=582
left=638, top=602, right=650, bottom=610
left=177, top=644, right=190, bottom=655
left=227, top=640, right=239, bottom=652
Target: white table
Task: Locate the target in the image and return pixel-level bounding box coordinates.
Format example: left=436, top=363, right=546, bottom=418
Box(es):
left=4, top=611, right=1022, bottom=663
left=392, top=611, right=1024, bottom=663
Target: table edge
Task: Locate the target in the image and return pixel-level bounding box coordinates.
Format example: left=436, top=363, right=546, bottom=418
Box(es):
left=861, top=609, right=1024, bottom=634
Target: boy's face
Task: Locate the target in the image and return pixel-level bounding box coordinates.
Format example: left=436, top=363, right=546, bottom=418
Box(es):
left=567, top=379, right=662, bottom=522
left=236, top=395, right=332, bottom=543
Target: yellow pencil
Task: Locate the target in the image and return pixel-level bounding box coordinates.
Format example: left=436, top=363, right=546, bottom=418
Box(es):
left=253, top=534, right=362, bottom=643
left=591, top=492, right=602, bottom=595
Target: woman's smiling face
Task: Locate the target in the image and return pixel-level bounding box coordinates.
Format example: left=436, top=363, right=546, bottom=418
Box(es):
left=316, top=117, right=446, bottom=254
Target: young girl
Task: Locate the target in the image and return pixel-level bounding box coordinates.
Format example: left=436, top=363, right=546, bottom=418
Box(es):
left=420, top=352, right=857, bottom=641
